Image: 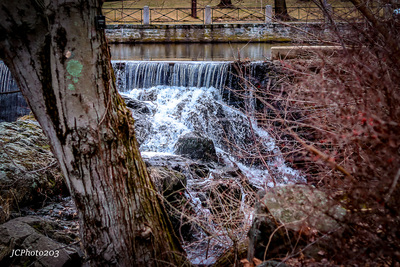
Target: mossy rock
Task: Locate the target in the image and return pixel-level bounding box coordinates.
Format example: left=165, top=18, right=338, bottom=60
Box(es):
left=261, top=184, right=346, bottom=233
left=147, top=166, right=195, bottom=241
left=174, top=132, right=218, bottom=162
left=148, top=166, right=186, bottom=198
left=248, top=185, right=346, bottom=262
left=0, top=120, right=66, bottom=223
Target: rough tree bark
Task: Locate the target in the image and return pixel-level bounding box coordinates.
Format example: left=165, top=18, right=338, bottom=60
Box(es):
left=274, top=0, right=290, bottom=21
left=0, top=0, right=187, bottom=266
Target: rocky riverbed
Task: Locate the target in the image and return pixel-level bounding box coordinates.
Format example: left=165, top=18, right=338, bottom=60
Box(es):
left=0, top=118, right=343, bottom=266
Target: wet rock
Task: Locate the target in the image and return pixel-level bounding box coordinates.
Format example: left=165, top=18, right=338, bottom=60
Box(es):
left=142, top=152, right=213, bottom=180
left=143, top=153, right=197, bottom=241
left=248, top=184, right=346, bottom=262
left=0, top=119, right=66, bottom=223
left=174, top=132, right=218, bottom=162
left=194, top=166, right=257, bottom=224
left=122, top=97, right=155, bottom=115
left=148, top=166, right=186, bottom=198
left=132, top=117, right=153, bottom=145
left=36, top=198, right=78, bottom=222
left=142, top=152, right=193, bottom=170
left=121, top=95, right=155, bottom=145
left=0, top=216, right=82, bottom=267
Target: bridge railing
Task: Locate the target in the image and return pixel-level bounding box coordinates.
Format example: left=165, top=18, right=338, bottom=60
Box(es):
left=103, top=8, right=143, bottom=24
left=102, top=5, right=365, bottom=25
left=151, top=7, right=205, bottom=23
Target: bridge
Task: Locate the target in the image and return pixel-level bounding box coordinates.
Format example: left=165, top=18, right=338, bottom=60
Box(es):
left=103, top=5, right=368, bottom=25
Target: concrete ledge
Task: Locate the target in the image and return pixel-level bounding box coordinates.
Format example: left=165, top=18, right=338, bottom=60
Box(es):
left=271, top=46, right=344, bottom=59
left=105, top=22, right=351, bottom=43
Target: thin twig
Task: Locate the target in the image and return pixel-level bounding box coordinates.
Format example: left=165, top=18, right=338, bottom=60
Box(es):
left=385, top=167, right=400, bottom=202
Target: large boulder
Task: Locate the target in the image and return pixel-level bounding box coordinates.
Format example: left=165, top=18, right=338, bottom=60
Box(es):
left=142, top=152, right=201, bottom=241
left=123, top=97, right=155, bottom=115
left=147, top=165, right=195, bottom=241
left=148, top=166, right=186, bottom=199
left=174, top=132, right=218, bottom=162
left=141, top=152, right=211, bottom=180
left=0, top=119, right=66, bottom=223
left=248, top=185, right=346, bottom=262
left=121, top=95, right=155, bottom=145
left=0, top=216, right=82, bottom=267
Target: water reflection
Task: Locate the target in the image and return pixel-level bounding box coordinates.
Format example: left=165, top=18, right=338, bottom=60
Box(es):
left=110, top=43, right=290, bottom=61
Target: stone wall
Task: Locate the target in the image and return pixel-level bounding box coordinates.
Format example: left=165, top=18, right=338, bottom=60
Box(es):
left=105, top=22, right=349, bottom=43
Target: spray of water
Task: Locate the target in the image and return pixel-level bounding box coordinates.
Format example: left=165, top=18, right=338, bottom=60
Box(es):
left=117, top=60, right=305, bottom=264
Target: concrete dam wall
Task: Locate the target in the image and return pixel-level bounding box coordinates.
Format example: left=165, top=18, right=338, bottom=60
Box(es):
left=105, top=22, right=351, bottom=43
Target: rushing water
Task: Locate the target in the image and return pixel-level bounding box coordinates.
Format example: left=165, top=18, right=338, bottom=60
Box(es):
left=0, top=59, right=303, bottom=187
left=0, top=61, right=29, bottom=122
left=114, top=60, right=303, bottom=187
left=0, top=42, right=291, bottom=121
left=114, top=61, right=229, bottom=90
left=114, top=60, right=304, bottom=264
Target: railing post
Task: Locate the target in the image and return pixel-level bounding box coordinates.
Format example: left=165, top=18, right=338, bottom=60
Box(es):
left=143, top=6, right=150, bottom=25
left=265, top=5, right=272, bottom=23
left=205, top=5, right=212, bottom=25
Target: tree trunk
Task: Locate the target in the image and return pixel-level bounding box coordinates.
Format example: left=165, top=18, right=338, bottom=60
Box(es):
left=217, top=0, right=234, bottom=8
left=191, top=0, right=197, bottom=18
left=0, top=0, right=188, bottom=266
left=274, top=0, right=291, bottom=21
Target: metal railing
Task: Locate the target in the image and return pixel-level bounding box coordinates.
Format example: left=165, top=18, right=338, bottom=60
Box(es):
left=103, top=8, right=142, bottom=24
left=102, top=6, right=364, bottom=25
left=210, top=7, right=265, bottom=22
left=151, top=8, right=205, bottom=23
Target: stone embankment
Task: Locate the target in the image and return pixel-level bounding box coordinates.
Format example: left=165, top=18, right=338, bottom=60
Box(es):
left=105, top=22, right=352, bottom=43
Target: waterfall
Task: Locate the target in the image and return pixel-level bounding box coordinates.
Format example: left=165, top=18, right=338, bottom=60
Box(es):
left=0, top=61, right=29, bottom=122
left=0, top=59, right=301, bottom=186
left=117, top=61, right=303, bottom=187
left=0, top=61, right=19, bottom=93
left=117, top=60, right=304, bottom=264
left=1, top=60, right=230, bottom=122
left=113, top=61, right=229, bottom=92
left=1, top=59, right=304, bottom=264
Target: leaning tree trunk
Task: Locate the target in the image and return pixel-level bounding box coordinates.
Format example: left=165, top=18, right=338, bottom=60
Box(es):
left=0, top=0, right=187, bottom=266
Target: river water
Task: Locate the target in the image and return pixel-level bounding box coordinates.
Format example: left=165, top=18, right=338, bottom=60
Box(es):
left=1, top=43, right=290, bottom=122
left=110, top=43, right=291, bottom=61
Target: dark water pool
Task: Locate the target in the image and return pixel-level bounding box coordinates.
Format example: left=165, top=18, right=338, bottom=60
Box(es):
left=110, top=43, right=291, bottom=61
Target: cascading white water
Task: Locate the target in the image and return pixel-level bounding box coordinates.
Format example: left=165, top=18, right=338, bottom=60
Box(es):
left=0, top=61, right=18, bottom=93
left=117, top=61, right=305, bottom=264
left=115, top=61, right=304, bottom=187
left=113, top=61, right=229, bottom=92
left=0, top=61, right=29, bottom=122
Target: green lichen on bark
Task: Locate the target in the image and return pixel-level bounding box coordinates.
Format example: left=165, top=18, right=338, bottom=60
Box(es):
left=66, top=59, right=83, bottom=78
